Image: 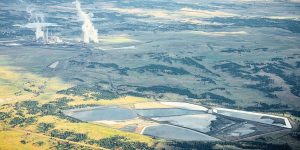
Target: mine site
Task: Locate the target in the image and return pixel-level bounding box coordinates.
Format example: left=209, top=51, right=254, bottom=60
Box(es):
left=63, top=101, right=293, bottom=142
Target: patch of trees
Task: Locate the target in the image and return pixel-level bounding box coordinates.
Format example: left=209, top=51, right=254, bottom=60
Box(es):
left=197, top=76, right=216, bottom=84
left=57, top=85, right=119, bottom=100
left=71, top=78, right=84, bottom=82
left=278, top=61, right=294, bottom=69
left=90, top=135, right=153, bottom=150
left=50, top=129, right=87, bottom=142
left=86, top=62, right=130, bottom=75
left=221, top=47, right=268, bottom=53
left=261, top=64, right=300, bottom=97
left=8, top=116, right=36, bottom=127
left=24, top=117, right=36, bottom=126
left=124, top=91, right=146, bottom=98
left=13, top=99, right=80, bottom=123
left=213, top=61, right=252, bottom=79
left=244, top=102, right=300, bottom=118
left=37, top=123, right=54, bottom=133
left=68, top=60, right=85, bottom=66
left=0, top=112, right=10, bottom=120
left=9, top=117, right=25, bottom=127
left=199, top=92, right=236, bottom=105
left=53, top=141, right=88, bottom=149
left=68, top=60, right=129, bottom=75
left=133, top=64, right=190, bottom=75
left=179, top=57, right=215, bottom=74
left=136, top=85, right=198, bottom=99
left=20, top=140, right=27, bottom=144
left=166, top=141, right=291, bottom=150
left=52, top=97, right=74, bottom=109
left=192, top=56, right=205, bottom=61
left=208, top=87, right=226, bottom=91
left=148, top=53, right=214, bottom=75
left=287, top=110, right=300, bottom=117
left=246, top=75, right=283, bottom=98
left=245, top=102, right=288, bottom=111
left=221, top=47, right=251, bottom=53
left=148, top=52, right=174, bottom=64
left=15, top=100, right=40, bottom=115
left=271, top=57, right=284, bottom=61
left=34, top=141, right=44, bottom=147
left=41, top=103, right=59, bottom=116
left=87, top=62, right=119, bottom=70
left=222, top=62, right=287, bottom=98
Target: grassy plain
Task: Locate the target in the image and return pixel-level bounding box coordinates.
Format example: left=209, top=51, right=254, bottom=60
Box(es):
left=0, top=64, right=155, bottom=149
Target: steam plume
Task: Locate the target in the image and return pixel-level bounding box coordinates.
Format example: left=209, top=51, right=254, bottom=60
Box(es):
left=75, top=0, right=99, bottom=43
left=27, top=8, right=48, bottom=42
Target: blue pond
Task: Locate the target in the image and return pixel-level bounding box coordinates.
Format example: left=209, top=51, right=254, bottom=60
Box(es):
left=65, top=106, right=137, bottom=121
left=135, top=108, right=204, bottom=117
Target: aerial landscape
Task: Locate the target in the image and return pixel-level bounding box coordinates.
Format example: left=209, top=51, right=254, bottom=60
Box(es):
left=0, top=0, right=300, bottom=149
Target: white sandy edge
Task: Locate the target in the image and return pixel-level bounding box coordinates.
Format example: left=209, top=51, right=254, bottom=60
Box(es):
left=160, top=102, right=208, bottom=111
left=93, top=120, right=120, bottom=125
left=140, top=125, right=158, bottom=134
left=213, top=107, right=292, bottom=129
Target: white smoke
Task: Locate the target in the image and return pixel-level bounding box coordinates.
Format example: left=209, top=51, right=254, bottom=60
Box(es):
left=35, top=16, right=47, bottom=41
left=74, top=0, right=99, bottom=43
left=23, top=7, right=62, bottom=44
left=26, top=8, right=48, bottom=42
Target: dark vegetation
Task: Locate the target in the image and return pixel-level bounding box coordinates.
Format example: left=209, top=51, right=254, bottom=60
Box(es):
left=0, top=112, right=10, bottom=120
left=53, top=141, right=89, bottom=149
left=245, top=102, right=289, bottom=111
left=68, top=60, right=128, bottom=75
left=49, top=129, right=153, bottom=149
left=133, top=64, right=190, bottom=75
left=245, top=75, right=283, bottom=98
left=221, top=47, right=268, bottom=53
left=34, top=141, right=44, bottom=147
left=136, top=85, right=198, bottom=98
left=259, top=63, right=299, bottom=97
left=244, top=102, right=300, bottom=117
left=1, top=99, right=152, bottom=149
left=195, top=75, right=216, bottom=84
left=9, top=117, right=25, bottom=127
left=214, top=61, right=298, bottom=98
left=50, top=129, right=88, bottom=142
left=20, top=140, right=27, bottom=144
left=213, top=61, right=251, bottom=79
left=210, top=17, right=300, bottom=33
left=57, top=85, right=119, bottom=100
left=90, top=135, right=153, bottom=150
left=37, top=123, right=54, bottom=133
left=296, top=61, right=300, bottom=68
left=148, top=53, right=216, bottom=75
left=136, top=85, right=235, bottom=104
left=7, top=98, right=80, bottom=127
left=199, top=92, right=236, bottom=104
left=166, top=141, right=291, bottom=150
left=290, top=126, right=300, bottom=140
